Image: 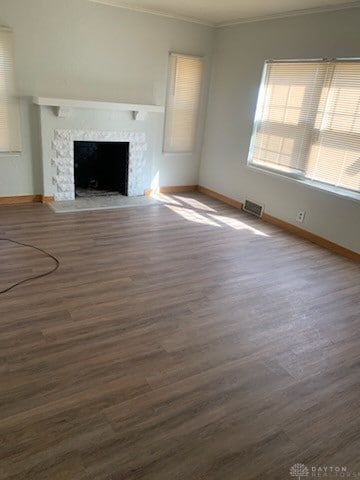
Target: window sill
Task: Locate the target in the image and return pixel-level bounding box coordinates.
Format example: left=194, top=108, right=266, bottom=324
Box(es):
left=0, top=152, right=21, bottom=157
left=247, top=163, right=360, bottom=204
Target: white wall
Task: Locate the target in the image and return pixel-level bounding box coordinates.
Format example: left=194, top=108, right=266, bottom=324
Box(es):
left=0, top=0, right=214, bottom=196
left=199, top=8, right=360, bottom=253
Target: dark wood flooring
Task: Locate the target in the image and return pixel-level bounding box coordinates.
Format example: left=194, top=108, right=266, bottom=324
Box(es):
left=0, top=192, right=359, bottom=479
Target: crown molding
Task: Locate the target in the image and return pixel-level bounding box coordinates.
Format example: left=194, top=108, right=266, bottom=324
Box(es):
left=89, top=0, right=214, bottom=27
left=89, top=0, right=360, bottom=28
left=216, top=1, right=360, bottom=27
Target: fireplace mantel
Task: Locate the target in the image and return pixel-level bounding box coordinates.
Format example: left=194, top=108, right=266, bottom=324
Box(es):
left=33, top=96, right=165, bottom=120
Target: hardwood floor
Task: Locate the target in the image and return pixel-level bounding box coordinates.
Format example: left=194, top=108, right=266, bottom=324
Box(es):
left=0, top=192, right=359, bottom=480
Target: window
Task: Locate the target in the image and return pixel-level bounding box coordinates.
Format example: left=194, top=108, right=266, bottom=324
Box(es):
left=0, top=27, right=21, bottom=153
left=163, top=53, right=203, bottom=153
left=248, top=59, right=360, bottom=196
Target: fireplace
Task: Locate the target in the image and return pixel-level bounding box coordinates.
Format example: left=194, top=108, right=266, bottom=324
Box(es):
left=51, top=130, right=148, bottom=201
left=74, top=141, right=129, bottom=197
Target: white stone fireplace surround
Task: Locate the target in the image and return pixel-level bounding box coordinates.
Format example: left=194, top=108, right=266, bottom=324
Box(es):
left=52, top=129, right=147, bottom=201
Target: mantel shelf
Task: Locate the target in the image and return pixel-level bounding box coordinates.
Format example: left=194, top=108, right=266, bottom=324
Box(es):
left=33, top=97, right=165, bottom=120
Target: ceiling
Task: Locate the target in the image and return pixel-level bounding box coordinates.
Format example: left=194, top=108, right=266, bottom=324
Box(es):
left=90, top=0, right=360, bottom=26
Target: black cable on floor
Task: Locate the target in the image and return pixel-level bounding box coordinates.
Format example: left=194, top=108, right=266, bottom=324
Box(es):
left=0, top=238, right=60, bottom=294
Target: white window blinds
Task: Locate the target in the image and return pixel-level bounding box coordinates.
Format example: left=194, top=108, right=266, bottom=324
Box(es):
left=249, top=60, right=360, bottom=195
left=0, top=27, right=21, bottom=153
left=163, top=53, right=203, bottom=153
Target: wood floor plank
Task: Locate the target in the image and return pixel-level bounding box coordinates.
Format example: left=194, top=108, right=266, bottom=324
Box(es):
left=0, top=193, right=359, bottom=479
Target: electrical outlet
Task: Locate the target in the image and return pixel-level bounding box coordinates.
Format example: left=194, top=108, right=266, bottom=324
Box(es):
left=296, top=211, right=306, bottom=223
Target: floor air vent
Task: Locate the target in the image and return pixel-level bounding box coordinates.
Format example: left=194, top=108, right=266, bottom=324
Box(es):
left=243, top=199, right=264, bottom=218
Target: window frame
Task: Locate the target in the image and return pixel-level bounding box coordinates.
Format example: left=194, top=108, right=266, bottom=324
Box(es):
left=247, top=57, right=360, bottom=202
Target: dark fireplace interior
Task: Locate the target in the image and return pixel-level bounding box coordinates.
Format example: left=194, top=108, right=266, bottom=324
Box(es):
left=74, top=141, right=129, bottom=197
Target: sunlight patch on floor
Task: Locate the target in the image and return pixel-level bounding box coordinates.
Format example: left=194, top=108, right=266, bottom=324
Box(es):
left=154, top=193, right=183, bottom=206
left=165, top=205, right=222, bottom=227
left=209, top=214, right=269, bottom=236
left=153, top=192, right=271, bottom=237
left=173, top=195, right=217, bottom=212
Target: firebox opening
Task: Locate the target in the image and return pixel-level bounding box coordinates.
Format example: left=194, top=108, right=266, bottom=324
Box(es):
left=74, top=141, right=129, bottom=197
